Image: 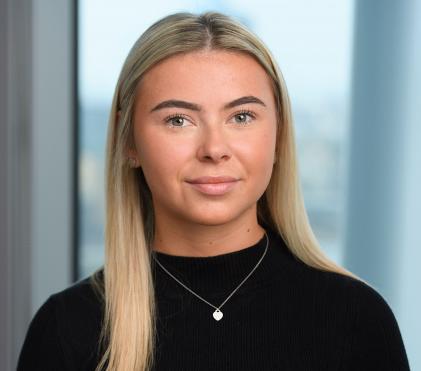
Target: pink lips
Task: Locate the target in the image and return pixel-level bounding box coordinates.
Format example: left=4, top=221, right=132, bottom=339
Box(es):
left=186, top=176, right=239, bottom=195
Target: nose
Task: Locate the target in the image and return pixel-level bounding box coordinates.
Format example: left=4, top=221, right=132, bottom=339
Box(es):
left=196, top=124, right=232, bottom=163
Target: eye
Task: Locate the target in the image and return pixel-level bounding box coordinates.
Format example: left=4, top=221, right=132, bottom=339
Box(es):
left=164, top=113, right=191, bottom=128
left=231, top=110, right=256, bottom=125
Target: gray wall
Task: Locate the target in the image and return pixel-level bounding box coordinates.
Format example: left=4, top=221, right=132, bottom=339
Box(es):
left=0, top=1, right=74, bottom=369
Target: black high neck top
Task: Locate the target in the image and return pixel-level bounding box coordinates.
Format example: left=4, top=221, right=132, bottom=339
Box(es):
left=151, top=229, right=284, bottom=300
left=17, top=227, right=410, bottom=371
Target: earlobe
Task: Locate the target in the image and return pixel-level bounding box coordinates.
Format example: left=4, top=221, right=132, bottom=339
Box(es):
left=126, top=150, right=140, bottom=168
left=128, top=157, right=139, bottom=168
left=125, top=145, right=141, bottom=168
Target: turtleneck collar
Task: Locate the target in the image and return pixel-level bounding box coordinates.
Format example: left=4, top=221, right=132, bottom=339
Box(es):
left=151, top=227, right=294, bottom=299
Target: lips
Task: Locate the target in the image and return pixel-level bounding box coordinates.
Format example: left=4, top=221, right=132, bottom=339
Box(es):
left=185, top=176, right=239, bottom=195
left=186, top=176, right=238, bottom=184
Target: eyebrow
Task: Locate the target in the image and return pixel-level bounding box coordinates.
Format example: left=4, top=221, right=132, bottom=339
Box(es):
left=149, top=95, right=266, bottom=113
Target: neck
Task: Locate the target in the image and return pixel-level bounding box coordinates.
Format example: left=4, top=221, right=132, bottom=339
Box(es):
left=152, top=210, right=265, bottom=257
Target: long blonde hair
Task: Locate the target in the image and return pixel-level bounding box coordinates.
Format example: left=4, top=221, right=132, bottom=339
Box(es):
left=90, top=11, right=363, bottom=371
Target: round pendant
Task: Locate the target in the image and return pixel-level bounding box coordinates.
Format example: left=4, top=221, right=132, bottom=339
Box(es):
left=213, top=309, right=223, bottom=321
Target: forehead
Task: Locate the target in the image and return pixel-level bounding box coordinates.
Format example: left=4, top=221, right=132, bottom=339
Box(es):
left=135, top=50, right=274, bottom=108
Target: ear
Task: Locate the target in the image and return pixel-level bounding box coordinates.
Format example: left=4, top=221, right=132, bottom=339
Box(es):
left=126, top=148, right=141, bottom=168
left=120, top=113, right=141, bottom=168
left=126, top=147, right=138, bottom=159
left=125, top=137, right=140, bottom=166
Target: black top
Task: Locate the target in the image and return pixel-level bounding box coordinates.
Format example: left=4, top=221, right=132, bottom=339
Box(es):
left=17, top=228, right=410, bottom=370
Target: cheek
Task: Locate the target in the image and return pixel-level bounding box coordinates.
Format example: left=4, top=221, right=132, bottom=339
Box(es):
left=239, top=129, right=277, bottom=197
left=237, top=128, right=277, bottom=169
left=135, top=131, right=191, bottom=185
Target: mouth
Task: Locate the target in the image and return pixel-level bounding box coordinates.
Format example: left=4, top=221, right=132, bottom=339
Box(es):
left=185, top=176, right=240, bottom=196
left=186, top=176, right=239, bottom=184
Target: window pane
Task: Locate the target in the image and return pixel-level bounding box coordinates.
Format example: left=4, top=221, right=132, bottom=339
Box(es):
left=77, top=0, right=354, bottom=279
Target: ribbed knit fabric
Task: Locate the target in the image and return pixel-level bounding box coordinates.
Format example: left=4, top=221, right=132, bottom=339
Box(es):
left=17, top=227, right=410, bottom=370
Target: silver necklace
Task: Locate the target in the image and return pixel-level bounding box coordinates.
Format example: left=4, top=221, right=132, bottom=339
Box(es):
left=152, top=231, right=269, bottom=321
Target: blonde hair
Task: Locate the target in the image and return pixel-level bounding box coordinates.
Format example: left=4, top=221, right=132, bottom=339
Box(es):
left=90, top=11, right=364, bottom=371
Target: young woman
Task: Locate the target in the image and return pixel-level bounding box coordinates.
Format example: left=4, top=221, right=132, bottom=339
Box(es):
left=17, top=11, right=410, bottom=371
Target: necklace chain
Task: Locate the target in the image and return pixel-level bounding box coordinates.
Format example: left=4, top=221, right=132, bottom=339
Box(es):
left=152, top=231, right=269, bottom=321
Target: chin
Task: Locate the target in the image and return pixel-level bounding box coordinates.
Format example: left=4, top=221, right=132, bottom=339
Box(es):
left=193, top=218, right=236, bottom=227
left=183, top=206, right=248, bottom=227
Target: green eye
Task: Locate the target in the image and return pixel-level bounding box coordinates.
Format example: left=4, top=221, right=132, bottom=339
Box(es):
left=233, top=110, right=255, bottom=124
left=235, top=113, right=248, bottom=123
left=164, top=114, right=190, bottom=128
left=169, top=116, right=185, bottom=126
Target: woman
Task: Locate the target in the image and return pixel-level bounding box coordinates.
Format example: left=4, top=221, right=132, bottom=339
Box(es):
left=17, top=11, right=410, bottom=371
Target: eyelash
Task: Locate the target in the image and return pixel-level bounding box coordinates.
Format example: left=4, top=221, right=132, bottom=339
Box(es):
left=164, top=110, right=256, bottom=128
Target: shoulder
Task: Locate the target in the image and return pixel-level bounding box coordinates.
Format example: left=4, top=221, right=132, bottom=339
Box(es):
left=49, top=272, right=104, bottom=347
left=48, top=272, right=104, bottom=339
left=314, top=268, right=398, bottom=324
left=17, top=273, right=104, bottom=371
left=28, top=272, right=103, bottom=330
left=49, top=272, right=104, bottom=316
left=347, top=279, right=409, bottom=369
left=305, top=265, right=400, bottom=327
left=267, top=228, right=400, bottom=326
left=314, top=270, right=410, bottom=370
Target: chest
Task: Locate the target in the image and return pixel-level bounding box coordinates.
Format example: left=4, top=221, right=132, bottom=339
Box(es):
left=153, top=281, right=352, bottom=371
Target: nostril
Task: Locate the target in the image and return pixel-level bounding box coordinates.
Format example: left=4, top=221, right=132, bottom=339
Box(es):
left=201, top=152, right=231, bottom=162
left=197, top=143, right=232, bottom=162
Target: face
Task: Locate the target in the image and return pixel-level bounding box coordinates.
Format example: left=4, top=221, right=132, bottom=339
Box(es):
left=129, top=50, right=278, bottom=229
